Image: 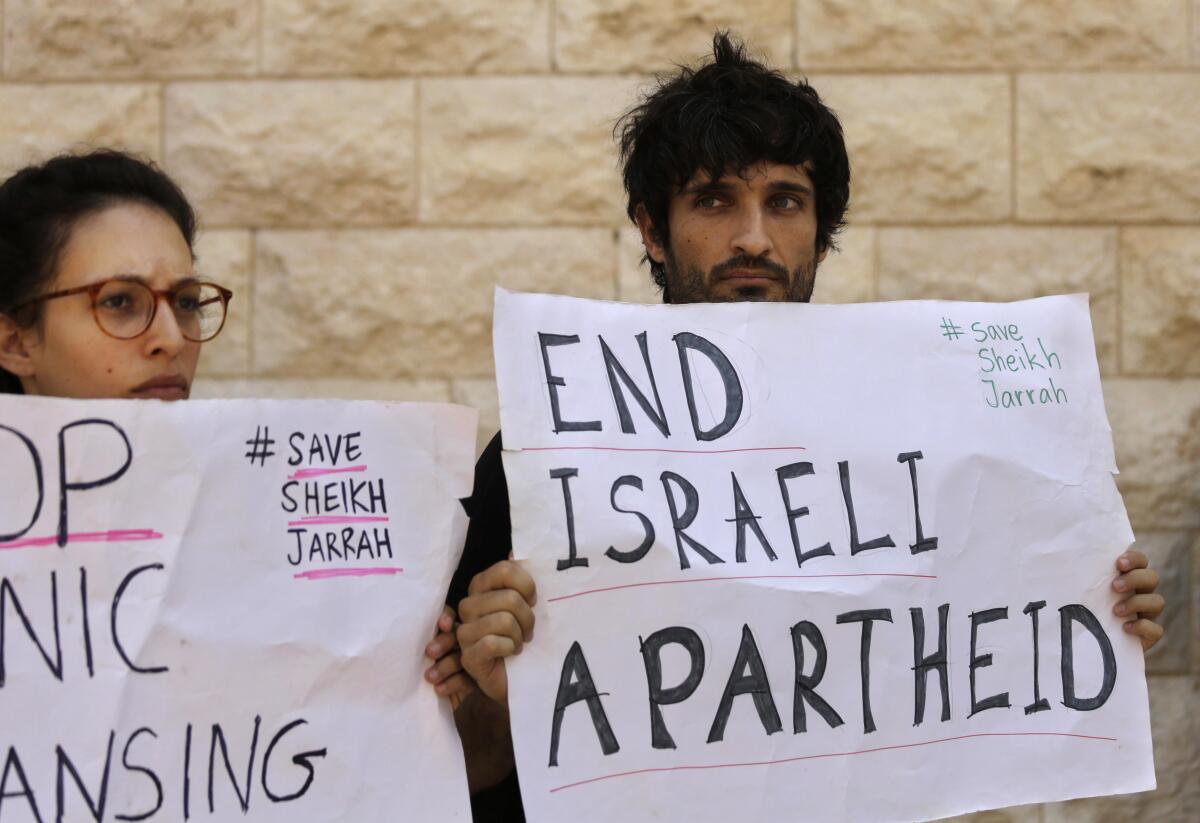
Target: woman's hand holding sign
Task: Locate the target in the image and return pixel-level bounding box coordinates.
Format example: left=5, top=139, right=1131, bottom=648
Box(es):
left=425, top=606, right=474, bottom=710
left=1113, top=550, right=1165, bottom=651
left=457, top=559, right=538, bottom=704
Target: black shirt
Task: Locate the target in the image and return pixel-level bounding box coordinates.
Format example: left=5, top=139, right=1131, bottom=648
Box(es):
left=451, top=431, right=526, bottom=822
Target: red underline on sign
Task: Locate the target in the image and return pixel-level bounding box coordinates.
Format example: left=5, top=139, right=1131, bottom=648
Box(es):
left=293, top=566, right=404, bottom=581
left=287, top=464, right=369, bottom=480
left=287, top=516, right=390, bottom=526
left=547, top=572, right=938, bottom=603
left=521, top=446, right=806, bottom=455
left=0, top=529, right=164, bottom=551
left=549, top=731, right=1118, bottom=793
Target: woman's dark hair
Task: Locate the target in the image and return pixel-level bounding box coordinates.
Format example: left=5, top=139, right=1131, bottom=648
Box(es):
left=616, top=32, right=851, bottom=295
left=0, top=149, right=196, bottom=393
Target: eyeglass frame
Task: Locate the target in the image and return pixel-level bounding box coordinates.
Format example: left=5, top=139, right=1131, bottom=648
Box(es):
left=13, top=277, right=234, bottom=343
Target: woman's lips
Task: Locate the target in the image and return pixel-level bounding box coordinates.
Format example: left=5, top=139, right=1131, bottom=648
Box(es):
left=131, top=375, right=189, bottom=400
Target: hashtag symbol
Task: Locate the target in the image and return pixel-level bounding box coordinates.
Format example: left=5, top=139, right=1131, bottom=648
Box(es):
left=940, top=317, right=964, bottom=340
left=244, top=426, right=276, bottom=467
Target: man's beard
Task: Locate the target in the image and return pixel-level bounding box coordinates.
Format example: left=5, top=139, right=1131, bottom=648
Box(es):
left=664, top=250, right=819, bottom=304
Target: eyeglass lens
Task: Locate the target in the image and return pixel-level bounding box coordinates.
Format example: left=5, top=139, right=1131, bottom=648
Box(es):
left=93, top=281, right=226, bottom=342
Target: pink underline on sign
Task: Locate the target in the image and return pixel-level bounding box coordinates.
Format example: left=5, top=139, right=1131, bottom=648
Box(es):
left=0, top=529, right=164, bottom=551
left=547, top=572, right=938, bottom=603
left=549, top=731, right=1118, bottom=793
left=293, top=566, right=404, bottom=581
left=287, top=465, right=368, bottom=480
left=521, top=446, right=806, bottom=455
left=286, top=516, right=390, bottom=526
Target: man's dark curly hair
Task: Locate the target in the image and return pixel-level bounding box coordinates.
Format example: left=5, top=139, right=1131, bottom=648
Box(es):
left=616, top=32, right=850, bottom=294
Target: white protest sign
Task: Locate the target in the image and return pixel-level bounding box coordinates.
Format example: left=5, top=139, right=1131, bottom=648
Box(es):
left=494, top=288, right=1155, bottom=823
left=0, top=397, right=475, bottom=822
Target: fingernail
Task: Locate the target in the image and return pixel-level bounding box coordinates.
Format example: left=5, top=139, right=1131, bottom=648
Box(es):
left=1119, top=557, right=1131, bottom=570
left=1114, top=579, right=1127, bottom=591
left=1115, top=603, right=1126, bottom=615
left=426, top=669, right=439, bottom=682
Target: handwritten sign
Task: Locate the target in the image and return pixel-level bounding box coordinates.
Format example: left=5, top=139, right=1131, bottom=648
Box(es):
left=494, top=289, right=1155, bottom=823
left=0, top=396, right=476, bottom=822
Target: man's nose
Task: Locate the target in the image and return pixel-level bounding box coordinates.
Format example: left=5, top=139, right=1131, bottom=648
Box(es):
left=730, top=205, right=772, bottom=259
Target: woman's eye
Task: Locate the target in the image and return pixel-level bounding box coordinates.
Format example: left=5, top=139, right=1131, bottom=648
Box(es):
left=99, top=293, right=132, bottom=311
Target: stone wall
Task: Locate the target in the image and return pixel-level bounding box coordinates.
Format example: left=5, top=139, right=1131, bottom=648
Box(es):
left=1, top=2, right=1196, bottom=818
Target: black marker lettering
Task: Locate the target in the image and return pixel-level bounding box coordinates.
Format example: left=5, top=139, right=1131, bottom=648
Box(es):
left=897, top=451, right=937, bottom=554
left=57, top=419, right=133, bottom=547
left=56, top=731, right=115, bottom=822
left=707, top=624, right=782, bottom=743
left=660, top=471, right=724, bottom=570
left=0, top=425, right=43, bottom=542
left=208, top=716, right=262, bottom=814
left=1060, top=604, right=1117, bottom=711
left=727, top=472, right=777, bottom=563
left=600, top=332, right=670, bottom=437
left=111, top=564, right=168, bottom=675
left=551, top=468, right=587, bottom=570
left=837, top=609, right=893, bottom=733
left=790, top=620, right=844, bottom=733
left=1023, top=601, right=1051, bottom=715
left=116, top=728, right=163, bottom=822
left=776, top=462, right=833, bottom=567
left=539, top=333, right=602, bottom=433
left=673, top=332, right=743, bottom=441
left=549, top=641, right=619, bottom=766
left=969, top=607, right=1011, bottom=716
left=0, top=746, right=43, bottom=823
left=640, top=627, right=705, bottom=749
left=262, top=719, right=327, bottom=803
left=0, top=571, right=63, bottom=687
left=605, top=476, right=654, bottom=563
left=911, top=604, right=951, bottom=725
left=839, top=461, right=895, bottom=555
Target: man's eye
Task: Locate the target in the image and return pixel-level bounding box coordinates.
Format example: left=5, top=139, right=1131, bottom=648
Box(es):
left=771, top=195, right=804, bottom=210
left=696, top=195, right=722, bottom=208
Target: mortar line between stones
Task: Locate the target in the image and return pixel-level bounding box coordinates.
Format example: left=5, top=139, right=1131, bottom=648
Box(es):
left=158, top=82, right=167, bottom=165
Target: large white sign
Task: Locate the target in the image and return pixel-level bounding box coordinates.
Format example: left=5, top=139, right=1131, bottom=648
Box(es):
left=495, top=288, right=1155, bottom=823
left=0, top=397, right=476, bottom=822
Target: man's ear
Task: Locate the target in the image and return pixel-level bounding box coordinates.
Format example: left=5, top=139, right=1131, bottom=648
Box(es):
left=634, top=204, right=667, bottom=265
left=0, top=314, right=37, bottom=379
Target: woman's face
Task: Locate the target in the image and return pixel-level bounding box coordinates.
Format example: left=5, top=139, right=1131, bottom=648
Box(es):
left=7, top=202, right=200, bottom=400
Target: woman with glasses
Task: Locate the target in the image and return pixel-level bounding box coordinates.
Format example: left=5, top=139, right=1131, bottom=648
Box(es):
left=0, top=149, right=231, bottom=398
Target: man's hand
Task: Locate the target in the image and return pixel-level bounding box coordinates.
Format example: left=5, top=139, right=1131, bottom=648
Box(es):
left=457, top=559, right=537, bottom=704
left=1113, top=550, right=1165, bottom=651
left=425, top=606, right=474, bottom=710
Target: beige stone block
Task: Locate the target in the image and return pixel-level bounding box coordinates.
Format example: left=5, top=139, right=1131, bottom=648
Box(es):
left=5, top=0, right=255, bottom=78
left=556, top=0, right=790, bottom=72
left=253, top=228, right=616, bottom=379
left=166, top=81, right=416, bottom=227
left=814, top=75, right=1011, bottom=223
left=1043, top=676, right=1198, bottom=821
left=878, top=227, right=1118, bottom=373
left=420, top=77, right=635, bottom=225
left=193, top=378, right=451, bottom=402
left=1134, top=533, right=1196, bottom=675
left=1121, top=228, right=1200, bottom=376
left=1106, top=379, right=1200, bottom=531
left=261, top=0, right=549, bottom=75
left=451, top=378, right=500, bottom=457
left=795, top=1, right=1189, bottom=69
left=617, top=224, right=875, bottom=304
left=813, top=225, right=875, bottom=303
left=0, top=84, right=160, bottom=178
left=193, top=231, right=251, bottom=378
left=1018, top=74, right=1200, bottom=222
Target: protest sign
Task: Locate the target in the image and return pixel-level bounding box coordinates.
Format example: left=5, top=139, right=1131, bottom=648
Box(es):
left=0, top=397, right=475, bottom=822
left=494, top=288, right=1156, bottom=822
